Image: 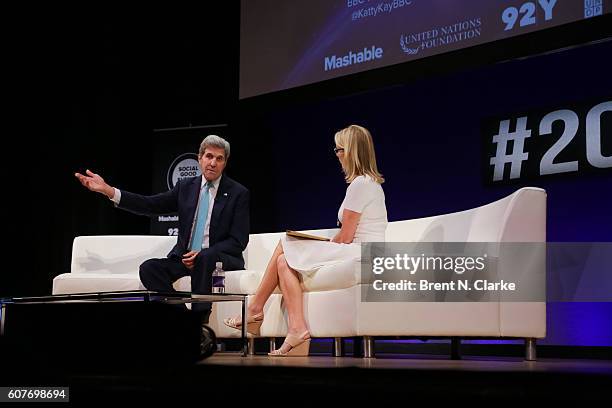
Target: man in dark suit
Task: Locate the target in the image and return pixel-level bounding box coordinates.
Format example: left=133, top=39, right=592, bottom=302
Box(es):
left=75, top=135, right=249, bottom=323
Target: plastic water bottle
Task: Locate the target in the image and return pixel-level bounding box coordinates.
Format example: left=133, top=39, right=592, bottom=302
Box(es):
left=212, top=262, right=225, bottom=294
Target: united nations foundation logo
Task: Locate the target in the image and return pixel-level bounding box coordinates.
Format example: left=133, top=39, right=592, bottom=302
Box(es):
left=400, top=35, right=420, bottom=55
left=167, top=153, right=200, bottom=189
left=400, top=18, right=482, bottom=56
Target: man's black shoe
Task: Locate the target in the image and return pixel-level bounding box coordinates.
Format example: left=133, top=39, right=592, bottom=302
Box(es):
left=200, top=325, right=217, bottom=359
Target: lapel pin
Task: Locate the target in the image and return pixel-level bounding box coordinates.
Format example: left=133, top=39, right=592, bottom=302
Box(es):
left=224, top=193, right=228, bottom=197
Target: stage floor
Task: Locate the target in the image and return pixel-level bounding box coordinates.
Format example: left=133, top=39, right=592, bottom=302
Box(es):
left=4, top=353, right=612, bottom=402
left=200, top=353, right=612, bottom=375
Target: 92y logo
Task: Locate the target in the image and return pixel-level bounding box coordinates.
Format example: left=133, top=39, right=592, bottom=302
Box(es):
left=502, top=0, right=557, bottom=31
left=484, top=100, right=611, bottom=183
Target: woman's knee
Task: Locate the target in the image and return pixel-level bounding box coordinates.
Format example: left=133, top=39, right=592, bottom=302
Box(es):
left=276, top=239, right=284, bottom=255
left=276, top=254, right=288, bottom=272
left=278, top=255, right=300, bottom=282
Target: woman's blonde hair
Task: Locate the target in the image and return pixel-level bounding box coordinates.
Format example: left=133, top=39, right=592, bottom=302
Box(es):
left=334, top=125, right=384, bottom=184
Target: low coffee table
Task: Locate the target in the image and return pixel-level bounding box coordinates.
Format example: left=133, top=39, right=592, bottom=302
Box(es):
left=0, top=290, right=250, bottom=356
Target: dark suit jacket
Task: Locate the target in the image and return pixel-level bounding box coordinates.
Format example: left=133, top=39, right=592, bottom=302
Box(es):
left=117, top=175, right=249, bottom=270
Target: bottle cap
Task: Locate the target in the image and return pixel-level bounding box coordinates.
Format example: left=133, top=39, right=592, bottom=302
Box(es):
left=216, top=261, right=223, bottom=269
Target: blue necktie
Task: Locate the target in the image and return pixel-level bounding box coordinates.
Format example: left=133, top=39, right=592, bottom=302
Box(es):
left=189, top=182, right=212, bottom=251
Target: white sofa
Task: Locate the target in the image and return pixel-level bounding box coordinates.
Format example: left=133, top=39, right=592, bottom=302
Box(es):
left=53, top=187, right=546, bottom=359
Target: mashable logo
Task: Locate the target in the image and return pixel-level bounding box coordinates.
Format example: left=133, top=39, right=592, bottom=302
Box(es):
left=324, top=46, right=383, bottom=72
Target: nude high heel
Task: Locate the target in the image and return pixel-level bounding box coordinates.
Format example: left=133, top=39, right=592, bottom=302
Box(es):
left=268, top=331, right=311, bottom=357
left=223, top=312, right=264, bottom=336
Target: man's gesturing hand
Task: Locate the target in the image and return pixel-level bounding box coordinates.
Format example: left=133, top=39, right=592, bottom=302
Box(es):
left=75, top=169, right=115, bottom=199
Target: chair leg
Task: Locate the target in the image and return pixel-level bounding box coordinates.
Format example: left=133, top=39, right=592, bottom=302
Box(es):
left=333, top=337, right=345, bottom=357
left=353, top=336, right=363, bottom=357
left=363, top=336, right=375, bottom=359
left=247, top=338, right=255, bottom=355
left=450, top=337, right=461, bottom=360
left=0, top=304, right=5, bottom=336
left=525, top=338, right=537, bottom=361
left=269, top=337, right=276, bottom=353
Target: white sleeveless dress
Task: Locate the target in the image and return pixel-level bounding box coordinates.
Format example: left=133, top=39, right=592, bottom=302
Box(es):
left=281, top=175, right=387, bottom=274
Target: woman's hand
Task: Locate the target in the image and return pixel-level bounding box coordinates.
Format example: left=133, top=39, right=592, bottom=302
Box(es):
left=332, top=209, right=361, bottom=244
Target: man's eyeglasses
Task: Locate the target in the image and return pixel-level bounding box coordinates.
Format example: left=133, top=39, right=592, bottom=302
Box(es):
left=334, top=147, right=345, bottom=154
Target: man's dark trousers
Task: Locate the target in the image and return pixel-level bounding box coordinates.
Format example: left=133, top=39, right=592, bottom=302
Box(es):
left=139, top=250, right=220, bottom=323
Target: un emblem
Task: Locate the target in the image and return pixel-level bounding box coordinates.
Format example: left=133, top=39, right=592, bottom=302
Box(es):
left=400, top=35, right=420, bottom=55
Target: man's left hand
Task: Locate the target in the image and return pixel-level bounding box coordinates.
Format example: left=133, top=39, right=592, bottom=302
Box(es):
left=182, top=250, right=200, bottom=270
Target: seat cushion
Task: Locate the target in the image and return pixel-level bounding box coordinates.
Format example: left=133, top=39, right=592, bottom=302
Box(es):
left=52, top=273, right=191, bottom=294
left=225, top=270, right=267, bottom=294
left=301, top=259, right=361, bottom=292
left=52, top=273, right=145, bottom=294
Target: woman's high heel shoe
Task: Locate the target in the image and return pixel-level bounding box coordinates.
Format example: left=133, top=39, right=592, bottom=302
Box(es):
left=268, top=331, right=311, bottom=357
left=223, top=312, right=264, bottom=336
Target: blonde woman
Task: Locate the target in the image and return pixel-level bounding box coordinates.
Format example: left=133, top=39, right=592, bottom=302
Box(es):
left=224, top=125, right=387, bottom=356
